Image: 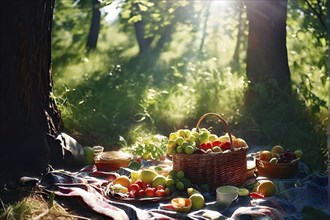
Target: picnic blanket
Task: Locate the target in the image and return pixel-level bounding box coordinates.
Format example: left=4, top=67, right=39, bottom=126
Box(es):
left=35, top=162, right=329, bottom=220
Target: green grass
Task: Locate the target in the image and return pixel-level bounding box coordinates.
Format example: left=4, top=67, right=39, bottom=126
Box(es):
left=51, top=3, right=328, bottom=172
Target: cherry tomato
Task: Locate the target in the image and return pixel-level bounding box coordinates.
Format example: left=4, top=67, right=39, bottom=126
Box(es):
left=154, top=189, right=166, bottom=197
left=137, top=189, right=145, bottom=197
left=134, top=180, right=144, bottom=189
left=129, top=183, right=140, bottom=192
left=142, top=182, right=150, bottom=190
left=145, top=187, right=156, bottom=197
left=156, top=185, right=165, bottom=190
left=128, top=190, right=137, bottom=198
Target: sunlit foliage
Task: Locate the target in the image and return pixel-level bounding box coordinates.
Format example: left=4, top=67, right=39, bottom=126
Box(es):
left=51, top=0, right=328, bottom=171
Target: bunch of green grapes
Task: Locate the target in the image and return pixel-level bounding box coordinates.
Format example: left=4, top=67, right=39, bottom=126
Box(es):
left=166, top=128, right=214, bottom=155
left=166, top=170, right=192, bottom=193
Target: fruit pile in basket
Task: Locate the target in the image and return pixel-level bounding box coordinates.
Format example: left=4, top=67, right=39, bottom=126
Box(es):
left=166, top=128, right=248, bottom=156
left=255, top=145, right=303, bottom=179
left=258, top=145, right=303, bottom=164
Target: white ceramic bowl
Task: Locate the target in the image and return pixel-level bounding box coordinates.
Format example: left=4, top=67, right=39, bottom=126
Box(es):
left=216, top=185, right=239, bottom=207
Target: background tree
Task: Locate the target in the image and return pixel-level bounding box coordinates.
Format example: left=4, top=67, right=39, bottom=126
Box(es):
left=240, top=0, right=327, bottom=169
left=86, top=0, right=101, bottom=50
left=0, top=0, right=62, bottom=185
left=119, top=0, right=196, bottom=58
left=50, top=0, right=328, bottom=171
left=51, top=0, right=93, bottom=68
left=245, top=0, right=291, bottom=96
left=132, top=1, right=153, bottom=55
left=243, top=0, right=291, bottom=135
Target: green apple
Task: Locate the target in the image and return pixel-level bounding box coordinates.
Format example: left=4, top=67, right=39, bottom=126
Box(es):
left=189, top=193, right=205, bottom=210
left=152, top=175, right=167, bottom=187
left=238, top=188, right=250, bottom=196
left=83, top=146, right=95, bottom=165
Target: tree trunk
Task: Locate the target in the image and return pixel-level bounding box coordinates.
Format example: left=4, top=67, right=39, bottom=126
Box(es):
left=231, top=1, right=244, bottom=72
left=241, top=0, right=292, bottom=143
left=199, top=1, right=211, bottom=53
left=86, top=0, right=101, bottom=50
left=133, top=3, right=153, bottom=55
left=245, top=0, right=291, bottom=89
left=0, top=0, right=62, bottom=181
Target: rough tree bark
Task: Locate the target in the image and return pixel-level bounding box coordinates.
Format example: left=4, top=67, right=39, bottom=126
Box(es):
left=0, top=0, right=62, bottom=182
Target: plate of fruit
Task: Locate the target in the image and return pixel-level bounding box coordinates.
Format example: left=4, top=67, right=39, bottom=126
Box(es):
left=255, top=145, right=303, bottom=179
left=106, top=169, right=190, bottom=203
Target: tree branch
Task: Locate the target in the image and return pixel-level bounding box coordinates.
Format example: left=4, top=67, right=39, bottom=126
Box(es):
left=304, top=0, right=327, bottom=27
left=199, top=1, right=211, bottom=53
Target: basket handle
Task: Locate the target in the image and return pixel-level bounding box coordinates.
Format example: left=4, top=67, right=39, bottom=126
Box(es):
left=195, top=113, right=234, bottom=152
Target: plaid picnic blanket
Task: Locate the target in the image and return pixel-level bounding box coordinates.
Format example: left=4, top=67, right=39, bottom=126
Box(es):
left=36, top=161, right=329, bottom=220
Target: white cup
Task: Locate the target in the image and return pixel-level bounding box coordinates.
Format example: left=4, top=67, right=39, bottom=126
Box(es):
left=216, top=185, right=239, bottom=208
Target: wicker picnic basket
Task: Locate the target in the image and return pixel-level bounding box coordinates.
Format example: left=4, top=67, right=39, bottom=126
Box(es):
left=172, top=113, right=248, bottom=190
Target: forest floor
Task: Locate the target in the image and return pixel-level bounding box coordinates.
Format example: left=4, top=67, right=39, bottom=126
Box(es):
left=0, top=188, right=106, bottom=220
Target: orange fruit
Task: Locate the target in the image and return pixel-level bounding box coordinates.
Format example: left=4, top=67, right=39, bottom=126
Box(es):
left=171, top=198, right=192, bottom=212
left=257, top=180, right=276, bottom=197
left=233, top=138, right=248, bottom=148
left=112, top=175, right=131, bottom=188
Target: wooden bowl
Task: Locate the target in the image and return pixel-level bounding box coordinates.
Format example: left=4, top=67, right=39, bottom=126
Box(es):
left=255, top=158, right=299, bottom=179
left=95, top=151, right=132, bottom=172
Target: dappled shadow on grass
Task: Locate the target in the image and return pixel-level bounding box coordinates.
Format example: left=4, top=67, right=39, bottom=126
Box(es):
left=235, top=86, right=327, bottom=172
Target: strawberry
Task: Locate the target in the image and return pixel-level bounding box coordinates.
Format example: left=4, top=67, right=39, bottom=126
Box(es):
left=220, top=141, right=231, bottom=151
left=212, top=140, right=222, bottom=147
left=200, top=141, right=213, bottom=150
left=206, top=141, right=213, bottom=149
left=199, top=142, right=209, bottom=151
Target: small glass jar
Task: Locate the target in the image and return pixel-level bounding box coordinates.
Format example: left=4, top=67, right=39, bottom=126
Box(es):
left=93, top=146, right=104, bottom=159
